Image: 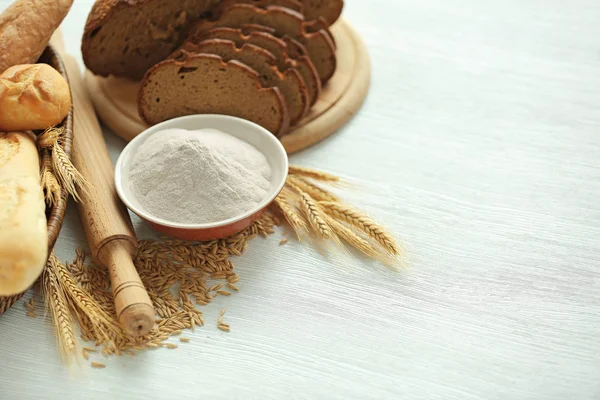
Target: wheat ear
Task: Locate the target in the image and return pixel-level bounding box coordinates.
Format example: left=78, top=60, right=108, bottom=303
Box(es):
left=40, top=151, right=61, bottom=206
left=287, top=175, right=338, bottom=202
left=273, top=194, right=309, bottom=238
left=288, top=165, right=340, bottom=183
left=52, top=141, right=89, bottom=201
left=37, top=126, right=64, bottom=150
left=325, top=216, right=397, bottom=266
left=48, top=253, right=122, bottom=340
left=287, top=183, right=336, bottom=241
left=320, top=202, right=401, bottom=256
left=43, top=264, right=77, bottom=363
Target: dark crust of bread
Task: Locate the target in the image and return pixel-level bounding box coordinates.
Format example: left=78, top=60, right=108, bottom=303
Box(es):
left=84, top=0, right=148, bottom=38
left=138, top=53, right=290, bottom=136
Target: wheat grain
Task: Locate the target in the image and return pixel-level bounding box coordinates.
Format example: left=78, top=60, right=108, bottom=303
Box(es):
left=288, top=165, right=340, bottom=182
left=179, top=337, right=190, bottom=343
left=279, top=238, right=288, bottom=246
left=91, top=362, right=106, bottom=369
left=226, top=283, right=239, bottom=292
left=217, top=324, right=230, bottom=332
left=216, top=291, right=231, bottom=296
left=44, top=215, right=275, bottom=358
left=165, top=343, right=178, bottom=349
left=320, top=202, right=401, bottom=256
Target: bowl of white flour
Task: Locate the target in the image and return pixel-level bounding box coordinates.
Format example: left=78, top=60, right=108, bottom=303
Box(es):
left=115, top=114, right=288, bottom=240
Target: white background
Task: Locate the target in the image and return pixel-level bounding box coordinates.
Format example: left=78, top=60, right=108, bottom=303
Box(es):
left=1, top=0, right=599, bottom=399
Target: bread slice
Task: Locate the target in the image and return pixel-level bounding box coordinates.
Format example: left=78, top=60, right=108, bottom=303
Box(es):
left=138, top=53, right=290, bottom=136
left=211, top=0, right=303, bottom=17
left=175, top=39, right=309, bottom=125
left=301, top=0, right=343, bottom=25
left=212, top=0, right=336, bottom=47
left=82, top=0, right=212, bottom=79
left=190, top=4, right=336, bottom=82
left=213, top=0, right=344, bottom=25
left=193, top=28, right=321, bottom=105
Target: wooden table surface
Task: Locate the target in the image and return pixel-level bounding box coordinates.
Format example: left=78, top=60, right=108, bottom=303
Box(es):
left=1, top=1, right=599, bottom=399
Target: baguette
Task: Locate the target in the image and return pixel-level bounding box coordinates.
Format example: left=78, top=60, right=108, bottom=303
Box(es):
left=0, top=64, right=72, bottom=131
left=139, top=53, right=290, bottom=136
left=176, top=39, right=309, bottom=124
left=0, top=132, right=47, bottom=296
left=194, top=27, right=321, bottom=105
left=0, top=0, right=74, bottom=73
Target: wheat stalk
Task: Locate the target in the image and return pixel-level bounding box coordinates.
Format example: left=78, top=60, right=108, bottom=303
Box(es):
left=40, top=151, right=61, bottom=206
left=320, top=202, right=401, bottom=256
left=288, top=165, right=340, bottom=183
left=51, top=141, right=89, bottom=201
left=286, top=175, right=338, bottom=202
left=43, top=264, right=77, bottom=363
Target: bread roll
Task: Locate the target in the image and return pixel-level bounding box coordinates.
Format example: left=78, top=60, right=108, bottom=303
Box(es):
left=0, top=64, right=72, bottom=131
left=0, top=0, right=74, bottom=73
left=0, top=132, right=47, bottom=296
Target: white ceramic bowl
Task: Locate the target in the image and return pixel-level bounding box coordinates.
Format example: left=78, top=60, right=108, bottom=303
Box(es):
left=115, top=115, right=288, bottom=240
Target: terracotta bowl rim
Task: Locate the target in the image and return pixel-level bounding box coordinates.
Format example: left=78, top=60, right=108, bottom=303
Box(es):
left=115, top=114, right=289, bottom=230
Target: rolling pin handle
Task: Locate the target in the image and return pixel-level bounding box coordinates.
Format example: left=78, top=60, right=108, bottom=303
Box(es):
left=100, top=240, right=155, bottom=336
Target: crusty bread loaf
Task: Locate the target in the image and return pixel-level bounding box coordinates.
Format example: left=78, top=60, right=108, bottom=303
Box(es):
left=175, top=39, right=309, bottom=125
left=0, top=132, right=47, bottom=296
left=82, top=0, right=212, bottom=79
left=194, top=27, right=321, bottom=105
left=0, top=64, right=72, bottom=131
left=139, top=53, right=290, bottom=136
left=0, top=0, right=74, bottom=73
left=190, top=4, right=336, bottom=82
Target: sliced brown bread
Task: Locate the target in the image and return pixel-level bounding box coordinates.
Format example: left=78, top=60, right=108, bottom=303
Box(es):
left=82, top=0, right=213, bottom=79
left=212, top=0, right=343, bottom=25
left=193, top=28, right=321, bottom=105
left=212, top=0, right=336, bottom=48
left=304, top=16, right=335, bottom=47
left=139, top=53, right=289, bottom=136
left=190, top=4, right=336, bottom=82
left=175, top=39, right=309, bottom=125
left=301, top=0, right=343, bottom=26
left=211, top=0, right=303, bottom=17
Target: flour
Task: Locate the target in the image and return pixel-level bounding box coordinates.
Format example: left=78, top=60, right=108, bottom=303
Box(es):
left=129, top=128, right=272, bottom=224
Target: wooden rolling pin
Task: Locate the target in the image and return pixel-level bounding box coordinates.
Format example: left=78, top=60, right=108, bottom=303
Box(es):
left=50, top=33, right=155, bottom=336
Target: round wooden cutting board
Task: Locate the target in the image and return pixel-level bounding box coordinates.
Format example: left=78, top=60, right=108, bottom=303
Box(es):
left=85, top=19, right=370, bottom=154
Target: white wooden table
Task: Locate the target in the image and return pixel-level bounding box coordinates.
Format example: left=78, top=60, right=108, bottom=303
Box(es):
left=1, top=1, right=599, bottom=399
